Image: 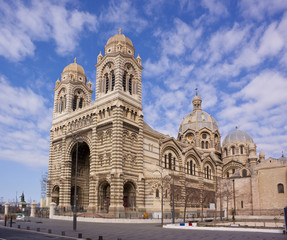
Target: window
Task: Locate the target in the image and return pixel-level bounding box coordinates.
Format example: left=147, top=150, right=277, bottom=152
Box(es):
left=128, top=76, right=132, bottom=95
left=190, top=161, right=193, bottom=175
left=79, top=98, right=83, bottom=108
left=164, top=154, right=167, bottom=168
left=173, top=157, right=176, bottom=170
left=241, top=201, right=244, bottom=208
left=72, top=96, right=77, bottom=111
left=122, top=72, right=126, bottom=91
left=201, top=141, right=204, bottom=149
left=168, top=153, right=172, bottom=169
left=278, top=183, right=284, bottom=193
left=111, top=71, right=115, bottom=91
left=156, top=189, right=159, bottom=198
left=242, top=169, right=247, bottom=177
left=206, top=141, right=209, bottom=149
left=231, top=146, right=235, bottom=155
left=105, top=74, right=109, bottom=93
left=202, top=133, right=207, bottom=139
left=225, top=148, right=228, bottom=156
left=187, top=162, right=189, bottom=174
left=227, top=172, right=229, bottom=178
left=240, top=146, right=244, bottom=154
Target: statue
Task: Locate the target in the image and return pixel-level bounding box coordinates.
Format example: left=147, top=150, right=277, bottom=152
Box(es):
left=20, top=192, right=25, bottom=202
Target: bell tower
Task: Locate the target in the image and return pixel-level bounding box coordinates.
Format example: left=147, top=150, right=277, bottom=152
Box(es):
left=94, top=30, right=145, bottom=215
left=53, top=58, right=93, bottom=119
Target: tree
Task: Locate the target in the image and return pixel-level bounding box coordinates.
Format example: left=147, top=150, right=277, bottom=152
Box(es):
left=40, top=171, right=48, bottom=199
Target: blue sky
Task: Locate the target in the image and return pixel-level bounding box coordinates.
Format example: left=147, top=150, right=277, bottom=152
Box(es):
left=1, top=0, right=287, bottom=203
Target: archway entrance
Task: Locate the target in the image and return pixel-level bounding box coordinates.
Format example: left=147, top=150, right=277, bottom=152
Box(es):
left=123, top=182, right=136, bottom=210
left=98, top=182, right=110, bottom=213
left=70, top=142, right=90, bottom=210
left=51, top=185, right=59, bottom=205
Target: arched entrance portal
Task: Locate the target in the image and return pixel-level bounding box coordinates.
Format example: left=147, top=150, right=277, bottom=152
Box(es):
left=98, top=182, right=110, bottom=213
left=51, top=185, right=59, bottom=205
left=123, top=182, right=136, bottom=210
left=70, top=142, right=90, bottom=210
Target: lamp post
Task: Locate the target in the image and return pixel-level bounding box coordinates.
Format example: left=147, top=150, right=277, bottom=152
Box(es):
left=73, top=141, right=79, bottom=231
left=232, top=179, right=236, bottom=222
left=172, top=165, right=175, bottom=224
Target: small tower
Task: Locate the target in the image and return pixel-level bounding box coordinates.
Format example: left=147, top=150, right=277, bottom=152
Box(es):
left=192, top=90, right=202, bottom=111
left=53, top=58, right=93, bottom=118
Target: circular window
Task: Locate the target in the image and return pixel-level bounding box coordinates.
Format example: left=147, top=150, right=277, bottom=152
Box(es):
left=202, top=133, right=207, bottom=139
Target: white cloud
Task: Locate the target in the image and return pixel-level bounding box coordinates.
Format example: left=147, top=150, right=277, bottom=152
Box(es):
left=100, top=0, right=147, bottom=33
left=0, top=76, right=52, bottom=166
left=201, top=0, right=228, bottom=17
left=240, top=0, right=287, bottom=20
left=217, top=70, right=287, bottom=158
left=0, top=0, right=97, bottom=61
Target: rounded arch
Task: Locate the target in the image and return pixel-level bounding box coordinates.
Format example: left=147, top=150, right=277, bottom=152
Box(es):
left=202, top=159, right=216, bottom=180
left=185, top=153, right=201, bottom=176
left=223, top=162, right=243, bottom=178
left=51, top=185, right=60, bottom=205
left=160, top=144, right=182, bottom=171
left=123, top=180, right=136, bottom=209
left=98, top=180, right=111, bottom=213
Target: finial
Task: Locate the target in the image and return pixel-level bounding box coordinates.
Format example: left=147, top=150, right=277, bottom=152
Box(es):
left=235, top=126, right=238, bottom=130
left=195, top=88, right=198, bottom=96
left=74, top=57, right=77, bottom=63
left=119, top=28, right=122, bottom=35
left=282, top=151, right=284, bottom=157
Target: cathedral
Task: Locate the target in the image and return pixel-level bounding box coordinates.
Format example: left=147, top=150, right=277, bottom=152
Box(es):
left=46, top=32, right=287, bottom=218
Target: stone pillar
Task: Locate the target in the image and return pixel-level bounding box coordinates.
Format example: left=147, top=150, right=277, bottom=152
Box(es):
left=4, top=202, right=10, bottom=216
left=30, top=202, right=37, bottom=217
left=49, top=202, right=56, bottom=219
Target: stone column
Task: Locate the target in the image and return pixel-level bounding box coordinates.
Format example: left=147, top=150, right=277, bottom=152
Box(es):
left=4, top=202, right=10, bottom=216
left=49, top=202, right=56, bottom=219
left=30, top=202, right=37, bottom=217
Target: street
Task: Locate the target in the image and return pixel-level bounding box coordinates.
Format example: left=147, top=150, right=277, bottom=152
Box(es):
left=0, top=218, right=286, bottom=240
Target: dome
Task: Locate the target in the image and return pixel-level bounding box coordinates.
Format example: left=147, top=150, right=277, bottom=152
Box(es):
left=62, top=61, right=85, bottom=76
left=106, top=33, right=133, bottom=47
left=178, top=110, right=219, bottom=134
left=223, top=128, right=254, bottom=146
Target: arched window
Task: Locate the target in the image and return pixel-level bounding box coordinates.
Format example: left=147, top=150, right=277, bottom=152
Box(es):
left=201, top=141, right=204, bottom=149
left=173, top=157, right=176, bottom=171
left=187, top=161, right=189, bottom=174
left=168, top=153, right=172, bottom=169
left=122, top=72, right=126, bottom=91
left=278, top=183, right=284, bottom=193
left=225, top=148, right=228, bottom=156
left=164, top=154, right=167, bottom=168
left=128, top=76, right=132, bottom=95
left=111, top=71, right=115, bottom=91
left=226, top=172, right=229, bottom=178
left=79, top=98, right=83, bottom=109
left=242, top=169, right=247, bottom=177
left=105, top=74, right=109, bottom=93
left=72, top=96, right=77, bottom=111
left=231, top=146, right=235, bottom=155
left=156, top=189, right=159, bottom=198
left=240, top=146, right=244, bottom=154
left=190, top=160, right=193, bottom=175
left=206, top=141, right=209, bottom=149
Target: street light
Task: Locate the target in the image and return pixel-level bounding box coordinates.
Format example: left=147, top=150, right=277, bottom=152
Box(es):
left=172, top=164, right=175, bottom=224
left=73, top=140, right=79, bottom=231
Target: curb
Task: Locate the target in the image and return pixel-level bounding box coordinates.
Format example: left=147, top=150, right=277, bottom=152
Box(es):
left=163, top=224, right=284, bottom=234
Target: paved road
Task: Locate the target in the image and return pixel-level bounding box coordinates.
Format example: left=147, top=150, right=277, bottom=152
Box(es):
left=0, top=218, right=286, bottom=240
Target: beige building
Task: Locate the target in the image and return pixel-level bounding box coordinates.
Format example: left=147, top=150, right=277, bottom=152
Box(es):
left=46, top=32, right=287, bottom=217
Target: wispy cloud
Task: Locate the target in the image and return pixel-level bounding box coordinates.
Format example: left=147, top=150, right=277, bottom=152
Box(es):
left=0, top=76, right=52, bottom=166
left=0, top=0, right=97, bottom=61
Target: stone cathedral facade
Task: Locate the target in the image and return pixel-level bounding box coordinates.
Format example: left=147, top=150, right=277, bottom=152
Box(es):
left=46, top=32, right=287, bottom=217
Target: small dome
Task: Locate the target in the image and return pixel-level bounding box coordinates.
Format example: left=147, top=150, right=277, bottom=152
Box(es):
left=223, top=128, right=254, bottom=146
left=62, top=58, right=85, bottom=76
left=106, top=33, right=133, bottom=46
left=178, top=110, right=219, bottom=134
left=259, top=150, right=265, bottom=158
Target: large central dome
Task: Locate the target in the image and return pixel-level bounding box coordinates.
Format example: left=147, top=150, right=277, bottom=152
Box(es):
left=178, top=111, right=219, bottom=134
left=178, top=93, right=219, bottom=135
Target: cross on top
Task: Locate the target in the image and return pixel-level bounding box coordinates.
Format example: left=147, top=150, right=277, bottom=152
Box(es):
left=119, top=28, right=122, bottom=34
left=74, top=57, right=77, bottom=63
